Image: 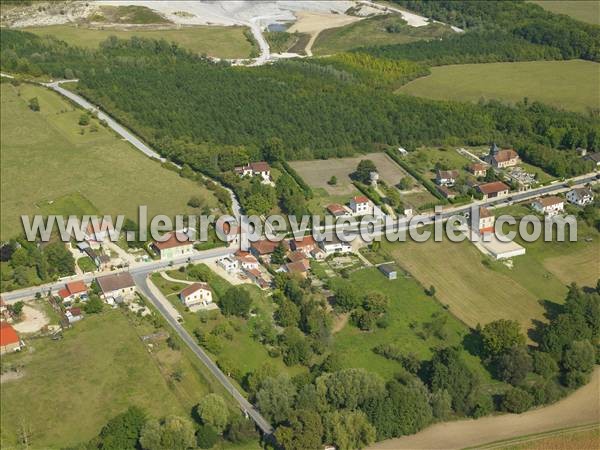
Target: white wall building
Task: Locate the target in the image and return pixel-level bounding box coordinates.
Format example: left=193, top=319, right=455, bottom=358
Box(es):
left=179, top=283, right=213, bottom=308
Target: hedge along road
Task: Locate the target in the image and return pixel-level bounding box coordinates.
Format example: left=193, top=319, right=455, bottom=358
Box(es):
left=368, top=367, right=600, bottom=450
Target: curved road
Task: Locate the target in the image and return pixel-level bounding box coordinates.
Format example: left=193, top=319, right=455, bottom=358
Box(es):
left=43, top=80, right=242, bottom=219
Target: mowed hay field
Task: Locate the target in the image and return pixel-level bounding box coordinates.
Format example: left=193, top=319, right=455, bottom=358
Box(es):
left=529, top=1, right=600, bottom=25
left=290, top=152, right=409, bottom=196
left=398, top=60, right=600, bottom=113
left=24, top=24, right=255, bottom=59
left=386, top=238, right=545, bottom=331
left=0, top=83, right=217, bottom=239
left=0, top=311, right=208, bottom=449
left=542, top=242, right=599, bottom=287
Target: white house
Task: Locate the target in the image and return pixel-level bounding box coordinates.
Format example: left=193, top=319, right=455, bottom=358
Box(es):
left=531, top=196, right=564, bottom=217
left=235, top=251, right=259, bottom=271
left=234, top=161, right=271, bottom=182
left=476, top=207, right=495, bottom=234
left=349, top=196, right=371, bottom=215
left=66, top=307, right=83, bottom=324
left=179, top=283, right=213, bottom=308
left=319, top=235, right=353, bottom=255
left=96, top=272, right=136, bottom=301
left=566, top=188, right=594, bottom=206
left=152, top=232, right=194, bottom=260
left=218, top=256, right=239, bottom=273
left=84, top=219, right=115, bottom=248
left=435, top=169, right=459, bottom=186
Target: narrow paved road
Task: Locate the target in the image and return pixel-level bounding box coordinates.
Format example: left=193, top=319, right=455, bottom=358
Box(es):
left=134, top=273, right=274, bottom=435
left=1, top=247, right=233, bottom=302
left=43, top=80, right=242, bottom=219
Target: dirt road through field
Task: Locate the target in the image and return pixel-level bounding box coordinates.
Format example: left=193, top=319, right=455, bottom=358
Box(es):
left=369, top=367, right=600, bottom=450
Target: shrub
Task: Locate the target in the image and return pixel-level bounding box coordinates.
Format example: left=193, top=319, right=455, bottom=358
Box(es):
left=501, top=387, right=534, bottom=413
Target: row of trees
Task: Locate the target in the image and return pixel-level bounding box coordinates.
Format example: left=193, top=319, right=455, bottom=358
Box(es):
left=1, top=238, right=75, bottom=291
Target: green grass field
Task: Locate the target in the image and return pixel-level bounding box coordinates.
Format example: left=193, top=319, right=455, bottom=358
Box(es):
left=150, top=267, right=305, bottom=385
left=398, top=60, right=600, bottom=113
left=529, top=1, right=600, bottom=25
left=312, top=14, right=453, bottom=55
left=0, top=82, right=217, bottom=239
left=24, top=24, right=255, bottom=59
left=490, top=204, right=600, bottom=295
left=385, top=237, right=546, bottom=331
left=331, top=268, right=490, bottom=381
left=0, top=310, right=214, bottom=449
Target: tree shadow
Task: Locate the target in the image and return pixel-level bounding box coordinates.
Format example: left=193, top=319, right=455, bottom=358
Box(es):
left=528, top=319, right=547, bottom=345
left=538, top=299, right=564, bottom=321
left=462, top=330, right=483, bottom=358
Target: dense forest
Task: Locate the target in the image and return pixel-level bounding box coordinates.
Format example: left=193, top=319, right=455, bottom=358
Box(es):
left=1, top=30, right=597, bottom=181
left=356, top=31, right=564, bottom=65
left=391, top=0, right=600, bottom=61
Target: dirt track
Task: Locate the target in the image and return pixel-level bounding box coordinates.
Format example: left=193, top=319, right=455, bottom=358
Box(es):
left=369, top=367, right=600, bottom=450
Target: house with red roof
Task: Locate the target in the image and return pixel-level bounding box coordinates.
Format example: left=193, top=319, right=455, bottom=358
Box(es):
left=152, top=232, right=194, bottom=260
left=349, top=196, right=371, bottom=215
left=289, top=235, right=318, bottom=257
left=58, top=280, right=88, bottom=304
left=476, top=181, right=510, bottom=200
left=179, top=283, right=213, bottom=309
left=234, top=161, right=271, bottom=182
left=285, top=259, right=311, bottom=278
left=476, top=207, right=495, bottom=234
left=326, top=203, right=348, bottom=218
left=66, top=307, right=83, bottom=324
left=84, top=218, right=115, bottom=248
left=469, top=163, right=487, bottom=177
left=235, top=251, right=259, bottom=271
left=0, top=322, right=22, bottom=355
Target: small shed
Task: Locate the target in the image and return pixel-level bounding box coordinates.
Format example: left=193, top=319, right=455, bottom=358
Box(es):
left=378, top=264, right=398, bottom=280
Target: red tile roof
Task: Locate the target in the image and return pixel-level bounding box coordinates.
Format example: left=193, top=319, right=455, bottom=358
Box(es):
left=286, top=259, right=310, bottom=273
left=493, top=149, right=519, bottom=163
left=180, top=283, right=211, bottom=298
left=0, top=322, right=19, bottom=347
left=470, top=163, right=487, bottom=172
left=288, top=251, right=307, bottom=262
left=153, top=232, right=192, bottom=250
left=250, top=161, right=270, bottom=172
left=66, top=281, right=87, bottom=295
left=534, top=196, right=564, bottom=207
left=251, top=239, right=280, bottom=255
left=479, top=207, right=493, bottom=218
left=353, top=196, right=369, bottom=204
left=327, top=204, right=346, bottom=216
left=68, top=307, right=82, bottom=316
left=290, top=235, right=316, bottom=249
left=477, top=181, right=509, bottom=195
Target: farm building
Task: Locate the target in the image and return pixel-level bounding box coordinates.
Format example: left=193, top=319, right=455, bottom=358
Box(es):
left=378, top=264, right=398, bottom=280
